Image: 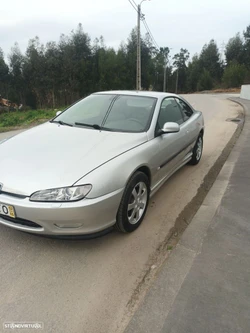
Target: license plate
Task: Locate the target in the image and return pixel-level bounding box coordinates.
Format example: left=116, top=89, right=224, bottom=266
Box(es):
left=0, top=203, right=16, bottom=218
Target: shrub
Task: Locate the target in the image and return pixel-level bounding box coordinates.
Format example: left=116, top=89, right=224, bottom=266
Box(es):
left=197, top=69, right=213, bottom=91
left=222, top=61, right=246, bottom=88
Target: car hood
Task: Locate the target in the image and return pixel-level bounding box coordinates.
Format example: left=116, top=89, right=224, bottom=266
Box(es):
left=0, top=123, right=148, bottom=196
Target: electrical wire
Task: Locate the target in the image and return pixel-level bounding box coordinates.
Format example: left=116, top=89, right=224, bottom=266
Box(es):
left=127, top=0, right=138, bottom=13
left=127, top=0, right=160, bottom=50
left=142, top=18, right=160, bottom=50
left=131, top=0, right=138, bottom=8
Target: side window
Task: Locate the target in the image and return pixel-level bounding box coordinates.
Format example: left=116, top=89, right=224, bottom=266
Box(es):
left=175, top=98, right=193, bottom=121
left=157, top=98, right=184, bottom=129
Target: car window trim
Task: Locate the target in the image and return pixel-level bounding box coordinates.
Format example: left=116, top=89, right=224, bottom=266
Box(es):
left=154, top=97, right=184, bottom=137
left=175, top=97, right=194, bottom=122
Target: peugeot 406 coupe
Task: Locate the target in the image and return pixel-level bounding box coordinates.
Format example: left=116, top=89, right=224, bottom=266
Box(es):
left=0, top=91, right=204, bottom=237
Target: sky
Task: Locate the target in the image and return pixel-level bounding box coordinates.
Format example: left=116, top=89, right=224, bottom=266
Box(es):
left=1, top=0, right=250, bottom=62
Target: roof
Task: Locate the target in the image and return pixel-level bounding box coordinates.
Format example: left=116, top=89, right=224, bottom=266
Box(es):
left=94, top=90, right=178, bottom=99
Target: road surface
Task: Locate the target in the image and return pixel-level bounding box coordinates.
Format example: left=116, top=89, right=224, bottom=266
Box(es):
left=0, top=94, right=241, bottom=333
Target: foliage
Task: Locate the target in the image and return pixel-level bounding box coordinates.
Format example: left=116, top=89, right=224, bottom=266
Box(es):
left=222, top=62, right=246, bottom=88
left=197, top=69, right=213, bottom=91
left=173, top=48, right=190, bottom=92
left=0, top=109, right=57, bottom=129
left=199, top=40, right=223, bottom=82
left=0, top=48, right=9, bottom=97
left=225, top=34, right=244, bottom=65
left=0, top=23, right=250, bottom=111
left=186, top=55, right=201, bottom=92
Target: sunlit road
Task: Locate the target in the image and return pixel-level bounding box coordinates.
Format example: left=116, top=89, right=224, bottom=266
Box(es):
left=0, top=94, right=241, bottom=333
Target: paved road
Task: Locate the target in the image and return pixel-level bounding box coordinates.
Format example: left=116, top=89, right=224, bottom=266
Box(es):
left=125, top=98, right=250, bottom=333
left=0, top=94, right=241, bottom=333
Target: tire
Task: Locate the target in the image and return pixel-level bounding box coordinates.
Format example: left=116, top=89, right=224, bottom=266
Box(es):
left=116, top=171, right=150, bottom=233
left=189, top=133, right=203, bottom=165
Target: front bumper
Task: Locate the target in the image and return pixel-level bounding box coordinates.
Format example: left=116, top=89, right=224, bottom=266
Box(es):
left=0, top=188, right=124, bottom=236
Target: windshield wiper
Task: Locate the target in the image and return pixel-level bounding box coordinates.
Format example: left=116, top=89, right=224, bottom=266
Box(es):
left=75, top=122, right=102, bottom=130
left=50, top=120, right=73, bottom=127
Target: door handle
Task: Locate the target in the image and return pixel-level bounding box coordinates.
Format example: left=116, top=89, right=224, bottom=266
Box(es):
left=186, top=130, right=189, bottom=133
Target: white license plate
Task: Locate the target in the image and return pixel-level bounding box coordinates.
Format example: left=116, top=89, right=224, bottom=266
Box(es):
left=0, top=203, right=16, bottom=218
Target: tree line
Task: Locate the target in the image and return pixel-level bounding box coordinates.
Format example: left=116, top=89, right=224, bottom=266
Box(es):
left=0, top=23, right=250, bottom=110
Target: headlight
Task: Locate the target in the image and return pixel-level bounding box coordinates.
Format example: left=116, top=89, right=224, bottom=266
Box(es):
left=30, top=185, right=92, bottom=202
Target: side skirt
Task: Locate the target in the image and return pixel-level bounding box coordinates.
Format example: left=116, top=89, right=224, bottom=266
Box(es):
left=150, top=153, right=193, bottom=198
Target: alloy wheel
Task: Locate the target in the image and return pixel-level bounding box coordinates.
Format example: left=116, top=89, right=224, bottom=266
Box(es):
left=127, top=182, right=148, bottom=225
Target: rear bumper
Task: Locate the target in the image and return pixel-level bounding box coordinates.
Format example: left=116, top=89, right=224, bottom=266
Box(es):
left=0, top=188, right=124, bottom=236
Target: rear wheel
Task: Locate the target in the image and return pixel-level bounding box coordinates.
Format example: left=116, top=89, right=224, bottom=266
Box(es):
left=116, top=172, right=150, bottom=233
left=189, top=134, right=203, bottom=165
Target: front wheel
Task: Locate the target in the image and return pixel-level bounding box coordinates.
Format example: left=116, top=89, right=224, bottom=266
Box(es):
left=189, top=134, right=203, bottom=165
left=116, top=172, right=150, bottom=233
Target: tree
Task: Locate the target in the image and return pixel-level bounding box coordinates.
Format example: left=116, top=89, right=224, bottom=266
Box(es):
left=225, top=33, right=244, bottom=65
left=197, top=69, right=213, bottom=91
left=222, top=61, right=246, bottom=88
left=8, top=43, right=25, bottom=105
left=2, top=22, right=250, bottom=110
left=22, top=37, right=47, bottom=108
left=126, top=28, right=138, bottom=89
left=186, top=54, right=201, bottom=92
left=152, top=46, right=170, bottom=91
left=44, top=41, right=62, bottom=108
left=173, top=48, right=189, bottom=92
left=243, top=24, right=250, bottom=69
left=115, top=43, right=130, bottom=90
left=199, top=40, right=223, bottom=83
left=0, top=48, right=9, bottom=98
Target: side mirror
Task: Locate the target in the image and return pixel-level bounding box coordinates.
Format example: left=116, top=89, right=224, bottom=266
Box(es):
left=161, top=122, right=180, bottom=134
left=56, top=111, right=62, bottom=116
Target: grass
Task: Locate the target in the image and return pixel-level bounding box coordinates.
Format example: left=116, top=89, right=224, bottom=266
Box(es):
left=0, top=109, right=58, bottom=132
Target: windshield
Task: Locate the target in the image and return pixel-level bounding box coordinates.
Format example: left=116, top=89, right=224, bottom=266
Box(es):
left=54, top=94, right=157, bottom=133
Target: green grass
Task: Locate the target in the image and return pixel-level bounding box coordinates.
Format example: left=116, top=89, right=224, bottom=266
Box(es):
left=0, top=109, right=58, bottom=132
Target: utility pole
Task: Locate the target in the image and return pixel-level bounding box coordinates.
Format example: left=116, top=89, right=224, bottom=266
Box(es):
left=136, top=4, right=141, bottom=90
left=163, top=49, right=171, bottom=92
left=175, top=69, right=179, bottom=94
left=136, top=0, right=149, bottom=91
left=163, top=65, right=166, bottom=92
left=220, top=41, right=226, bottom=63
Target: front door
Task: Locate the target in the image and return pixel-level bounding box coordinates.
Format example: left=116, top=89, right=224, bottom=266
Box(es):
left=152, top=97, right=187, bottom=186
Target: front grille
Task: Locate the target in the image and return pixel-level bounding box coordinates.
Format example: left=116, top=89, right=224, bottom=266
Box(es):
left=0, top=215, right=42, bottom=228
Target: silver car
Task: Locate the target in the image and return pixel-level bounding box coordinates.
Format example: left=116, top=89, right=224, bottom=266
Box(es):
left=0, top=91, right=204, bottom=237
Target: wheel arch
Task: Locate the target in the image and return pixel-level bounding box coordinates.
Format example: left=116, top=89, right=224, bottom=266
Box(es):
left=136, top=166, right=151, bottom=187
left=120, top=164, right=152, bottom=199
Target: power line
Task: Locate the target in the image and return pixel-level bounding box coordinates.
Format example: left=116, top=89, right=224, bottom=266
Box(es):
left=128, top=0, right=161, bottom=89
left=127, top=0, right=160, bottom=51
left=127, top=0, right=138, bottom=13
left=131, top=0, right=138, bottom=8
left=143, top=19, right=160, bottom=49
left=142, top=18, right=160, bottom=50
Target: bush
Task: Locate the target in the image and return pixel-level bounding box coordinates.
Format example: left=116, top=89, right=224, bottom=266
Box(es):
left=222, top=62, right=246, bottom=88
left=0, top=109, right=56, bottom=129
left=197, top=69, right=213, bottom=91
